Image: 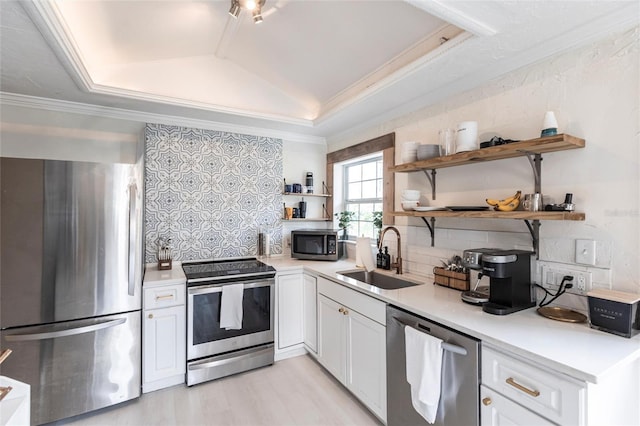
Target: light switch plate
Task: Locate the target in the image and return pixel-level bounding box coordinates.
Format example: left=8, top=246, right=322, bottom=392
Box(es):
left=575, top=239, right=596, bottom=265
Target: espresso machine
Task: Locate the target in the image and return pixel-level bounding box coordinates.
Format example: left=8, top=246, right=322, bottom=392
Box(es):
left=481, top=250, right=536, bottom=315
left=461, top=248, right=499, bottom=305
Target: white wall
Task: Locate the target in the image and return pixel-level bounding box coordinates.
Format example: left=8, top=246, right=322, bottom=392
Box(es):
left=0, top=104, right=143, bottom=163
left=281, top=139, right=331, bottom=251
left=327, top=28, right=640, bottom=306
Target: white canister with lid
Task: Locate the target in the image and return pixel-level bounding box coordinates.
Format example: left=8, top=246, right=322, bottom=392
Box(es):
left=455, top=121, right=479, bottom=153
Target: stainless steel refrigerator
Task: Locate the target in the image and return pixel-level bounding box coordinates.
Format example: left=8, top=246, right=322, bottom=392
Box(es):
left=0, top=157, right=144, bottom=425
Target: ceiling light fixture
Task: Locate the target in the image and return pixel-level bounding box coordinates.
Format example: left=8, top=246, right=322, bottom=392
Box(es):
left=228, top=0, right=266, bottom=24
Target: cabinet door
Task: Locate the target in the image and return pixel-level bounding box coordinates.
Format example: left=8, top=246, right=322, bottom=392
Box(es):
left=302, top=273, right=317, bottom=352
left=277, top=273, right=304, bottom=349
left=346, top=308, right=387, bottom=422
left=481, top=385, right=554, bottom=426
left=317, top=294, right=346, bottom=383
left=143, top=305, right=186, bottom=386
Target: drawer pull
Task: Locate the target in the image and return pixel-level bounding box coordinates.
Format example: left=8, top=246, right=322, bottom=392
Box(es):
left=338, top=307, right=344, bottom=313
left=155, top=294, right=175, bottom=301
left=482, top=397, right=492, bottom=406
left=343, top=308, right=349, bottom=315
left=506, top=377, right=540, bottom=397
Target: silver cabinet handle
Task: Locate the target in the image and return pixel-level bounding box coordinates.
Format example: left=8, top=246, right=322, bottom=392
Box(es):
left=127, top=183, right=137, bottom=297
left=155, top=294, right=175, bottom=301
left=4, top=318, right=126, bottom=342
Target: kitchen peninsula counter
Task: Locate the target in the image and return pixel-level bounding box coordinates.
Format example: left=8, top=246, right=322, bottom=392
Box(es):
left=263, top=256, right=640, bottom=385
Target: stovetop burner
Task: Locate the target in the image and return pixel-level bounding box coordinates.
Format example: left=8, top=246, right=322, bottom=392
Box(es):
left=182, top=257, right=276, bottom=284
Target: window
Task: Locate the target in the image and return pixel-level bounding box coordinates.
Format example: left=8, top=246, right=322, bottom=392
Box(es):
left=343, top=156, right=383, bottom=239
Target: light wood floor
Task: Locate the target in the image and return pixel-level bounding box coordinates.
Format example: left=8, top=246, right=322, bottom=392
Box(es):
left=56, top=355, right=382, bottom=426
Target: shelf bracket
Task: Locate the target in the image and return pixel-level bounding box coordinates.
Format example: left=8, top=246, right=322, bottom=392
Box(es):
left=421, top=217, right=436, bottom=247
left=523, top=152, right=542, bottom=193
left=422, top=169, right=437, bottom=200
left=524, top=219, right=541, bottom=259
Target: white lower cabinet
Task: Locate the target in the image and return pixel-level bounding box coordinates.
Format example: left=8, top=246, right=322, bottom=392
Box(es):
left=317, top=277, right=386, bottom=423
left=142, top=283, right=186, bottom=393
left=277, top=272, right=304, bottom=349
left=480, top=385, right=554, bottom=426
left=482, top=345, right=585, bottom=425
left=302, top=273, right=317, bottom=353
left=277, top=271, right=318, bottom=357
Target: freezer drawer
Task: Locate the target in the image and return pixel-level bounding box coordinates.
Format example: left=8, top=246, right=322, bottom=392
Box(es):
left=1, top=311, right=141, bottom=425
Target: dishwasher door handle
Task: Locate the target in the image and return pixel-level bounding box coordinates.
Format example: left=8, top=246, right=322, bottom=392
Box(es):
left=393, top=316, right=468, bottom=356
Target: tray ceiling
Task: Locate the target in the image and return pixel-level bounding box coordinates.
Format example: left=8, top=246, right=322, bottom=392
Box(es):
left=1, top=1, right=638, bottom=139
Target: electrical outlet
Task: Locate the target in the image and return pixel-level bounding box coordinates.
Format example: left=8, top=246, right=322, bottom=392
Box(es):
left=540, top=265, right=592, bottom=295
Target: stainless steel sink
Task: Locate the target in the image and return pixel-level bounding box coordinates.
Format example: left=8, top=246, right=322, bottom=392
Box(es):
left=337, top=270, right=421, bottom=290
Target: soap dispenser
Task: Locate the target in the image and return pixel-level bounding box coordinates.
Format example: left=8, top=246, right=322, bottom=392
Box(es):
left=376, top=247, right=383, bottom=268
left=383, top=246, right=391, bottom=270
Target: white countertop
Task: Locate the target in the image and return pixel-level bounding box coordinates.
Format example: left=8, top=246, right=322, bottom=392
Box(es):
left=143, top=262, right=186, bottom=287
left=144, top=256, right=640, bottom=384
left=263, top=256, right=640, bottom=385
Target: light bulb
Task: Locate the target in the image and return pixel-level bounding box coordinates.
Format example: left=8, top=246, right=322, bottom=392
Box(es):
left=245, top=0, right=256, bottom=10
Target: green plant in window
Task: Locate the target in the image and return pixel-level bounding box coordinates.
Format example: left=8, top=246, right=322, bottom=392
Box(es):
left=372, top=211, right=383, bottom=244
left=335, top=211, right=355, bottom=239
left=372, top=211, right=383, bottom=231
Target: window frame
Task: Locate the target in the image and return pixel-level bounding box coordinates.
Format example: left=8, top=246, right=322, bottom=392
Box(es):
left=342, top=156, right=384, bottom=240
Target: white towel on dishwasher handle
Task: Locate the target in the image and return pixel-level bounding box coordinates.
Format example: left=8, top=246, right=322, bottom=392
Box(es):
left=405, top=325, right=444, bottom=424
left=220, top=283, right=244, bottom=330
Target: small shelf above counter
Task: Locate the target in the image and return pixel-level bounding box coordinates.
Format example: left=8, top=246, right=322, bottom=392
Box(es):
left=390, top=134, right=585, bottom=201
left=391, top=210, right=585, bottom=221
left=389, top=134, right=585, bottom=173
left=388, top=133, right=587, bottom=257
left=283, top=192, right=331, bottom=198
left=392, top=208, right=585, bottom=257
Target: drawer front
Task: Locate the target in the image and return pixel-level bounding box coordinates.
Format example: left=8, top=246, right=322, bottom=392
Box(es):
left=317, top=277, right=386, bottom=325
left=480, top=385, right=555, bottom=426
left=144, top=284, right=186, bottom=310
left=482, top=346, right=585, bottom=425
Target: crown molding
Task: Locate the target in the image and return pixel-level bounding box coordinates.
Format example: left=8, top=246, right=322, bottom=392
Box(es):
left=0, top=93, right=326, bottom=145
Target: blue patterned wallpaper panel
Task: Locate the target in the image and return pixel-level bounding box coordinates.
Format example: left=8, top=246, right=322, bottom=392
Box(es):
left=145, top=124, right=283, bottom=262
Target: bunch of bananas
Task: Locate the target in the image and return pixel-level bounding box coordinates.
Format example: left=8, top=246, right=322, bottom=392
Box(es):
left=486, top=190, right=522, bottom=211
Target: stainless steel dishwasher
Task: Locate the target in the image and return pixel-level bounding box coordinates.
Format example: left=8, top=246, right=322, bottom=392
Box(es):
left=387, top=305, right=480, bottom=426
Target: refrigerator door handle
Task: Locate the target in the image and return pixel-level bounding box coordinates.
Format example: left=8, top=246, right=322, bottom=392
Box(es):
left=4, top=318, right=127, bottom=342
left=128, top=182, right=137, bottom=297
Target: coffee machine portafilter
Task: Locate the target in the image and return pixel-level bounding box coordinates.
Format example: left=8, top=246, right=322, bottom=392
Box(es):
left=481, top=250, right=536, bottom=315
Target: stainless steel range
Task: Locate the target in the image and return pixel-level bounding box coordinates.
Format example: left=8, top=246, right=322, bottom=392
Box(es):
left=183, top=258, right=276, bottom=386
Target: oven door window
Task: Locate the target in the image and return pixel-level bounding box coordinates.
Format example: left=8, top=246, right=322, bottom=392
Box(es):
left=192, top=286, right=271, bottom=345
left=293, top=235, right=325, bottom=255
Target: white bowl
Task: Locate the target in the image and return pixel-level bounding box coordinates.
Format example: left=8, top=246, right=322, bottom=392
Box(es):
left=402, top=190, right=420, bottom=201
left=401, top=201, right=419, bottom=211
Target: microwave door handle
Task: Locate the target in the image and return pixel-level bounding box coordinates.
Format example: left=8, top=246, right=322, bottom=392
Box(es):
left=127, top=183, right=137, bottom=296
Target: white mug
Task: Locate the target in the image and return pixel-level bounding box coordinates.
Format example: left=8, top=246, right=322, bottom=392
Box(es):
left=455, top=121, right=478, bottom=152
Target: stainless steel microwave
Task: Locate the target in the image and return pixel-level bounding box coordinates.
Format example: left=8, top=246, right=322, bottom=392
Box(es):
left=290, top=229, right=344, bottom=261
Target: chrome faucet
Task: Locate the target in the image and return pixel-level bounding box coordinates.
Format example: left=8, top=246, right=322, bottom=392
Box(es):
left=378, top=226, right=402, bottom=274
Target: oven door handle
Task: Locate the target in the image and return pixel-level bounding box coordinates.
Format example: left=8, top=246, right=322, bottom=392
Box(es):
left=188, top=280, right=273, bottom=295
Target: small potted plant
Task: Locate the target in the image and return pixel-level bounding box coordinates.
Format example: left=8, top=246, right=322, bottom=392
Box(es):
left=335, top=211, right=355, bottom=240
left=372, top=211, right=383, bottom=245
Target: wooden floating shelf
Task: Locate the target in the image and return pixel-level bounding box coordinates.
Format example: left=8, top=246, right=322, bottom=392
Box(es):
left=282, top=193, right=331, bottom=198
left=390, top=134, right=585, bottom=173
left=391, top=210, right=585, bottom=221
